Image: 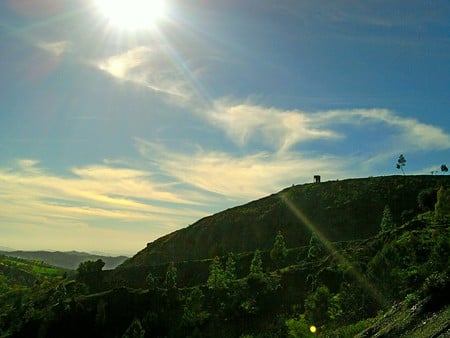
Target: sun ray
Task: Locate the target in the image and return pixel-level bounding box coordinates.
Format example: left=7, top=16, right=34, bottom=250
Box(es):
left=279, top=192, right=388, bottom=307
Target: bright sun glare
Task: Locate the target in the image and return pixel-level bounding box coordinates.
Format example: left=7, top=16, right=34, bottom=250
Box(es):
left=95, top=0, right=167, bottom=30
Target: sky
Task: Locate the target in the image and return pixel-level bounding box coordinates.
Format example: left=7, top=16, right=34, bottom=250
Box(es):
left=1, top=0, right=449, bottom=255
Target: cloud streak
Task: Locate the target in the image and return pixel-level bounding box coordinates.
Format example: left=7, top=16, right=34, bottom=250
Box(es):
left=135, top=138, right=353, bottom=200
left=204, top=103, right=450, bottom=154
left=206, top=101, right=341, bottom=152
left=315, top=109, right=450, bottom=151
left=0, top=160, right=210, bottom=252
left=35, top=40, right=70, bottom=57
left=96, top=46, right=193, bottom=100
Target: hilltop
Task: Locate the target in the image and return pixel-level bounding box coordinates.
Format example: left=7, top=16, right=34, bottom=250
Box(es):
left=119, top=175, right=449, bottom=270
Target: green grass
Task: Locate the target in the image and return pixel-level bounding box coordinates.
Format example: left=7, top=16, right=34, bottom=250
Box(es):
left=329, top=317, right=377, bottom=337
left=31, top=265, right=61, bottom=276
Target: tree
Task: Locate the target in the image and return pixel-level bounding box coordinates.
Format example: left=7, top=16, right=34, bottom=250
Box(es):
left=207, top=256, right=227, bottom=289
left=270, top=231, right=287, bottom=269
left=181, top=287, right=208, bottom=328
left=224, top=252, right=237, bottom=282
left=435, top=186, right=450, bottom=218
left=396, top=154, right=407, bottom=175
left=286, top=314, right=316, bottom=338
left=164, top=261, right=177, bottom=289
left=76, top=259, right=105, bottom=291
left=122, top=318, right=145, bottom=338
left=307, top=232, right=324, bottom=261
left=304, top=285, right=331, bottom=326
left=417, top=188, right=437, bottom=211
left=441, top=164, right=448, bottom=174
left=249, top=250, right=263, bottom=278
left=146, top=272, right=157, bottom=290
left=380, top=205, right=395, bottom=233
left=76, top=259, right=105, bottom=276
left=207, top=253, right=237, bottom=290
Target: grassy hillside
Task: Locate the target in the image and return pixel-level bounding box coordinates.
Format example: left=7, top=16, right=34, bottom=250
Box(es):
left=0, top=255, right=69, bottom=290
left=119, top=175, right=449, bottom=270
left=0, top=251, right=128, bottom=270
left=0, top=256, right=70, bottom=337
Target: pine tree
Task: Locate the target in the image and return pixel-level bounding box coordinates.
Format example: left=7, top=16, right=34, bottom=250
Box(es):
left=146, top=272, right=157, bottom=290
left=270, top=231, right=287, bottom=269
left=122, top=319, right=145, bottom=338
left=380, top=205, right=395, bottom=233
left=207, top=256, right=227, bottom=289
left=164, top=261, right=177, bottom=289
left=224, top=252, right=237, bottom=281
left=307, top=232, right=324, bottom=260
left=249, top=249, right=263, bottom=278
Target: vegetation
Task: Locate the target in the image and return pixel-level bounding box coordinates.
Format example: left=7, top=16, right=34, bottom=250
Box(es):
left=270, top=231, right=287, bottom=269
left=119, top=175, right=449, bottom=272
left=0, top=250, right=127, bottom=270
left=1, top=175, right=449, bottom=337
left=396, top=154, right=407, bottom=175
left=0, top=256, right=70, bottom=337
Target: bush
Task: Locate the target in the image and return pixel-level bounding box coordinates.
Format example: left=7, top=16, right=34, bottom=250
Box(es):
left=304, top=285, right=331, bottom=326
left=286, top=314, right=315, bottom=338
left=417, top=188, right=437, bottom=212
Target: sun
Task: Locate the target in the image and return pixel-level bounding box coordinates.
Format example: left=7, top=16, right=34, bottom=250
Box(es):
left=95, top=0, right=167, bottom=30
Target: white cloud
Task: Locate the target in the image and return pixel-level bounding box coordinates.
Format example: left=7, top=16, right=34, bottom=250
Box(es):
left=315, top=108, right=450, bottom=151
left=135, top=139, right=351, bottom=200
left=96, top=46, right=193, bottom=99
left=204, top=103, right=450, bottom=154
left=36, top=40, right=70, bottom=57
left=206, top=100, right=341, bottom=152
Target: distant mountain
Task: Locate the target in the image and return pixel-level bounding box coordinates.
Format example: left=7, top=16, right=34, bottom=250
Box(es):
left=0, top=246, right=13, bottom=251
left=0, top=250, right=128, bottom=270
left=119, top=175, right=450, bottom=270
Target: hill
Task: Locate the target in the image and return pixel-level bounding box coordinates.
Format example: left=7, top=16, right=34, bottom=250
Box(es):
left=1, top=175, right=449, bottom=337
left=0, top=255, right=70, bottom=337
left=0, top=251, right=128, bottom=270
left=119, top=175, right=449, bottom=270
left=0, top=255, right=69, bottom=290
left=4, top=209, right=449, bottom=337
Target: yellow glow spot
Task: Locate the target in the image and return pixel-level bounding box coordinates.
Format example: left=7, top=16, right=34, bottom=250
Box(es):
left=310, top=325, right=317, bottom=333
left=95, top=0, right=167, bottom=30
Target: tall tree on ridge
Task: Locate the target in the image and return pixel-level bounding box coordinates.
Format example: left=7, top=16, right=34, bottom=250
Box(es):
left=396, top=154, right=407, bottom=175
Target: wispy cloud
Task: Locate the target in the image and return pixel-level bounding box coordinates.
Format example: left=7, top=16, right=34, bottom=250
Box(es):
left=135, top=138, right=352, bottom=200
left=315, top=109, right=450, bottom=151
left=204, top=103, right=450, bottom=154
left=0, top=160, right=209, bottom=249
left=206, top=100, right=341, bottom=152
left=35, top=40, right=70, bottom=57
left=134, top=104, right=450, bottom=200
left=96, top=46, right=193, bottom=99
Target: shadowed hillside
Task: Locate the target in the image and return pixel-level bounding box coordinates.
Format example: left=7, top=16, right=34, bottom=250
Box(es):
left=2, top=175, right=449, bottom=338
left=119, top=175, right=449, bottom=270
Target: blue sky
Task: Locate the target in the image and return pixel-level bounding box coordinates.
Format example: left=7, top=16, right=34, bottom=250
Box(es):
left=1, top=0, right=449, bottom=255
